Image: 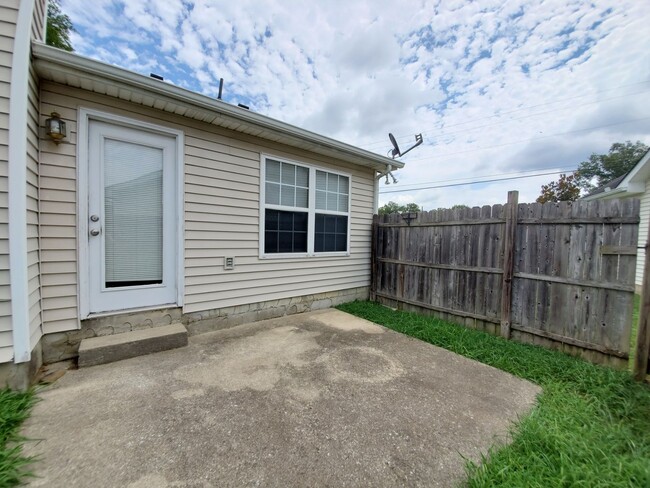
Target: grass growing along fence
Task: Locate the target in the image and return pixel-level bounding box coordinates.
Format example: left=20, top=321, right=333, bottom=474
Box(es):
left=338, top=301, right=650, bottom=488
left=0, top=388, right=36, bottom=487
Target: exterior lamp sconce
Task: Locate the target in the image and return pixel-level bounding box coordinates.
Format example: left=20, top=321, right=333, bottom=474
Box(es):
left=401, top=212, right=418, bottom=226
left=46, top=112, right=66, bottom=144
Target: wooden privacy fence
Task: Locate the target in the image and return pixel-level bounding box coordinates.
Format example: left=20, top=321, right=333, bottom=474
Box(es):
left=371, top=191, right=640, bottom=368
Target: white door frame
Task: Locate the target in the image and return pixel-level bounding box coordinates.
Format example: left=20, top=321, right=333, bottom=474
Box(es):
left=77, top=108, right=184, bottom=319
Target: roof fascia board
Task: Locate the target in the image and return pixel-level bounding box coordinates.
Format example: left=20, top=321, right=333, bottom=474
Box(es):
left=583, top=186, right=630, bottom=201
left=32, top=42, right=403, bottom=171
left=620, top=150, right=650, bottom=187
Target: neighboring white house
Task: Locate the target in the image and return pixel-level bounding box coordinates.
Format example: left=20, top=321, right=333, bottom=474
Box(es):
left=0, top=0, right=404, bottom=388
left=583, top=149, right=650, bottom=291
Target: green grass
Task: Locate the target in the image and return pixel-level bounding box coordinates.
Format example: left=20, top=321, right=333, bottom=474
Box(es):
left=0, top=388, right=36, bottom=487
left=337, top=301, right=650, bottom=488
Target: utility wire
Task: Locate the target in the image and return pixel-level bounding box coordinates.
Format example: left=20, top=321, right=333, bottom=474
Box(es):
left=391, top=166, right=578, bottom=190
left=379, top=169, right=575, bottom=194
left=392, top=116, right=650, bottom=164
left=363, top=88, right=650, bottom=150
left=362, top=79, right=650, bottom=149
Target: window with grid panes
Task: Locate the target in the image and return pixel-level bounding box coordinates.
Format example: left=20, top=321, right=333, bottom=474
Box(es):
left=262, top=157, right=350, bottom=256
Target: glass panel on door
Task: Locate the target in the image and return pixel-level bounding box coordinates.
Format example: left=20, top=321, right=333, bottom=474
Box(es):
left=103, top=138, right=163, bottom=288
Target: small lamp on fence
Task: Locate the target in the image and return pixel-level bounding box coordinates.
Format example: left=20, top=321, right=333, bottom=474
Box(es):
left=401, top=212, right=418, bottom=226
left=46, top=112, right=66, bottom=144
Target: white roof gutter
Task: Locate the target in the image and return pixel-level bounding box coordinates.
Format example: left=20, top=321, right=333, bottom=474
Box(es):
left=31, top=43, right=403, bottom=172
left=8, top=0, right=36, bottom=363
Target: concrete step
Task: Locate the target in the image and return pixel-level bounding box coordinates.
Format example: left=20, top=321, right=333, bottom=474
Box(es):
left=78, top=324, right=188, bottom=367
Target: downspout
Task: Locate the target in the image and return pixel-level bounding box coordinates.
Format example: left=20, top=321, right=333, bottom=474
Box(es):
left=8, top=0, right=36, bottom=362
left=374, top=164, right=392, bottom=212
left=373, top=172, right=380, bottom=213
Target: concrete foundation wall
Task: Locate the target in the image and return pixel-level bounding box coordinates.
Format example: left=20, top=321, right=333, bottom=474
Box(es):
left=0, top=340, right=42, bottom=390
left=42, top=286, right=369, bottom=364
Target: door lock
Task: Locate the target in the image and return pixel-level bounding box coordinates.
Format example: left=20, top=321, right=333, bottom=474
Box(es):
left=89, top=229, right=100, bottom=236
left=90, top=215, right=100, bottom=222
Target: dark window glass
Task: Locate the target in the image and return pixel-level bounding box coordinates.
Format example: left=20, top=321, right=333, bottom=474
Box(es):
left=265, top=210, right=308, bottom=253
left=314, top=214, right=348, bottom=252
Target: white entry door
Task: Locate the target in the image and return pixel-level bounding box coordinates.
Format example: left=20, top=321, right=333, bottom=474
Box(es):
left=86, top=120, right=179, bottom=315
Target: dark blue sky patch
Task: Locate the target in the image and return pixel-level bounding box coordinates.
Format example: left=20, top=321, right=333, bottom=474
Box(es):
left=407, top=24, right=458, bottom=52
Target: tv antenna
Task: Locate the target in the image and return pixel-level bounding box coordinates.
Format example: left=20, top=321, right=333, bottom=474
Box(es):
left=380, top=133, right=423, bottom=184
left=388, top=133, right=423, bottom=159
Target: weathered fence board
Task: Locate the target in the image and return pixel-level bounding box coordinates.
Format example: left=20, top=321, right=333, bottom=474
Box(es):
left=373, top=192, right=640, bottom=368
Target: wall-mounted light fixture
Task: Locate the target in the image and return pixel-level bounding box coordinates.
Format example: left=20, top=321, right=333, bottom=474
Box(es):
left=45, top=112, right=66, bottom=144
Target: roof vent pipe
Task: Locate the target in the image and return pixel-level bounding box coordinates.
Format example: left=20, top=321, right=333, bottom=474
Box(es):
left=150, top=73, right=164, bottom=81
left=217, top=78, right=224, bottom=100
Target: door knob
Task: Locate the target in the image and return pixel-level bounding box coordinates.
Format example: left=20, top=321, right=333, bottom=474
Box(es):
left=89, top=229, right=100, bottom=236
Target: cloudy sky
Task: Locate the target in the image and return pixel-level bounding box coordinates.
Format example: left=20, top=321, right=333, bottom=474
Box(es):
left=60, top=0, right=650, bottom=209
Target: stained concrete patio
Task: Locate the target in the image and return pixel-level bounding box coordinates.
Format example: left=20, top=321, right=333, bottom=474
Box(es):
left=23, top=309, right=540, bottom=487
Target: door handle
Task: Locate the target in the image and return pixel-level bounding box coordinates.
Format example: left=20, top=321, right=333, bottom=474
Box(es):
left=89, top=228, right=101, bottom=236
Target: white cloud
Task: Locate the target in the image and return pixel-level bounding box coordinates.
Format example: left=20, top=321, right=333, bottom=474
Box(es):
left=60, top=0, right=650, bottom=208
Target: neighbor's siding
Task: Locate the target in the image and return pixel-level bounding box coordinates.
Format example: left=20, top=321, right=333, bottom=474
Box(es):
left=636, top=181, right=650, bottom=289
left=0, top=0, right=20, bottom=362
left=39, top=81, right=375, bottom=332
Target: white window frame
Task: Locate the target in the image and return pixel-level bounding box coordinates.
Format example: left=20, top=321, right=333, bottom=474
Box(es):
left=259, top=154, right=351, bottom=259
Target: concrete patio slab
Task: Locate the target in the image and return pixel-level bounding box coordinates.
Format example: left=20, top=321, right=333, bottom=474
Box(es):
left=23, top=309, right=541, bottom=488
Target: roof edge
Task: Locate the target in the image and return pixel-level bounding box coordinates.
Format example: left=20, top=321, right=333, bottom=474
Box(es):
left=619, top=148, right=650, bottom=187
left=31, top=42, right=404, bottom=170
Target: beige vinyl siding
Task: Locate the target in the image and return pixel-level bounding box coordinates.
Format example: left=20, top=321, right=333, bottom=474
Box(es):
left=26, top=60, right=41, bottom=348
left=636, top=181, right=650, bottom=289
left=0, top=1, right=19, bottom=361
left=39, top=81, right=375, bottom=330
left=31, top=0, right=46, bottom=42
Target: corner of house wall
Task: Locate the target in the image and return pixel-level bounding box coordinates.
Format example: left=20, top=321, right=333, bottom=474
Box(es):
left=0, top=340, right=43, bottom=390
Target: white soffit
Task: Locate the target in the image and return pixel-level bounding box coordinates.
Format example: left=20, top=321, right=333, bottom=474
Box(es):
left=32, top=42, right=403, bottom=171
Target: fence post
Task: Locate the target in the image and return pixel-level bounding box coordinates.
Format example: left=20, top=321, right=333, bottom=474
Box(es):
left=500, top=190, right=519, bottom=339
left=633, top=222, right=650, bottom=381
left=370, top=214, right=378, bottom=301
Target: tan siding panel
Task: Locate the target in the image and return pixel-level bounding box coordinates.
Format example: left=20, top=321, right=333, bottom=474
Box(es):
left=637, top=184, right=650, bottom=288
left=39, top=82, right=375, bottom=331
left=31, top=0, right=46, bottom=42
left=42, top=318, right=78, bottom=335
left=0, top=344, right=12, bottom=363
left=0, top=315, right=11, bottom=333
left=0, top=9, right=15, bottom=357
left=27, top=65, right=42, bottom=347
left=40, top=284, right=77, bottom=299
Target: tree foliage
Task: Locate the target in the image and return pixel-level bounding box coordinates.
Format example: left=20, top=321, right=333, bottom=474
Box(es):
left=574, top=140, right=649, bottom=192
left=46, top=1, right=74, bottom=52
left=378, top=201, right=421, bottom=215
left=536, top=173, right=581, bottom=203
left=537, top=141, right=649, bottom=202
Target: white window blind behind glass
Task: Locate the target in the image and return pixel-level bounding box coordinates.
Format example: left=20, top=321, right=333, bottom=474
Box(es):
left=103, top=138, right=163, bottom=286
left=265, top=159, right=309, bottom=208
left=315, top=170, right=349, bottom=212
